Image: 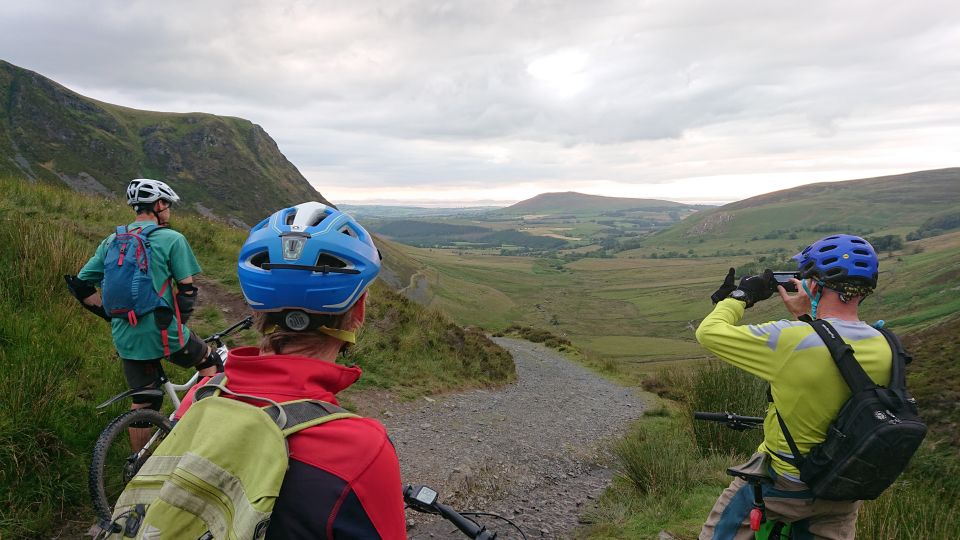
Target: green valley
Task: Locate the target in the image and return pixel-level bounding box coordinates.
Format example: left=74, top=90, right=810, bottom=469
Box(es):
left=365, top=169, right=960, bottom=538
left=375, top=170, right=960, bottom=371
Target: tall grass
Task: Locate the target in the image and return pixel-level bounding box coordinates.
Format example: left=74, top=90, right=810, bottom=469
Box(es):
left=0, top=212, right=122, bottom=536
left=613, top=419, right=694, bottom=496
left=346, top=282, right=516, bottom=397
left=613, top=363, right=763, bottom=500
left=602, top=360, right=960, bottom=538
left=855, top=441, right=960, bottom=538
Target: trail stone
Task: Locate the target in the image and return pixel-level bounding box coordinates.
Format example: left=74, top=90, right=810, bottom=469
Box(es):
left=389, top=338, right=645, bottom=539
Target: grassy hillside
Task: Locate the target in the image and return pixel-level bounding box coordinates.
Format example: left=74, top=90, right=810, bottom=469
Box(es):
left=0, top=177, right=514, bottom=537
left=0, top=59, right=328, bottom=224
left=641, top=168, right=960, bottom=255
left=498, top=191, right=705, bottom=215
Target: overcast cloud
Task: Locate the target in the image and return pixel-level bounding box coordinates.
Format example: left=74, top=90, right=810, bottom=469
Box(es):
left=2, top=0, right=959, bottom=204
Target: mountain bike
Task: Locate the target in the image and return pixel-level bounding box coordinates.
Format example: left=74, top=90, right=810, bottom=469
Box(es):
left=88, top=316, right=253, bottom=526
left=694, top=411, right=793, bottom=540
left=405, top=484, right=527, bottom=539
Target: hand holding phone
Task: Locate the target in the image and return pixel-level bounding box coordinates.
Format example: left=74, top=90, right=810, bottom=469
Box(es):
left=771, top=271, right=799, bottom=293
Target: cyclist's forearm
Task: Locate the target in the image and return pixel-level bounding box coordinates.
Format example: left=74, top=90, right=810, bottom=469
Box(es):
left=696, top=299, right=779, bottom=381
left=696, top=298, right=746, bottom=340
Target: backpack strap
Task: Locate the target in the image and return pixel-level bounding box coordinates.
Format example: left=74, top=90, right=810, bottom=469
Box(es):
left=878, top=327, right=912, bottom=408
left=262, top=399, right=360, bottom=435
left=775, top=319, right=878, bottom=468
left=195, top=373, right=230, bottom=401
left=131, top=222, right=160, bottom=237
left=194, top=375, right=357, bottom=432
left=808, top=319, right=877, bottom=393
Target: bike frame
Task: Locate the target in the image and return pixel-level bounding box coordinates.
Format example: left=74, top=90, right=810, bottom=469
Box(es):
left=95, top=317, right=253, bottom=454
left=693, top=411, right=793, bottom=540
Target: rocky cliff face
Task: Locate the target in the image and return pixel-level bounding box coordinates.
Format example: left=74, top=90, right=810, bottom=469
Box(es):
left=0, top=59, right=331, bottom=225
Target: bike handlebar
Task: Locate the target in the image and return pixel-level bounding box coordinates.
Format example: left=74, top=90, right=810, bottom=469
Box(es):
left=693, top=411, right=764, bottom=431
left=404, top=484, right=525, bottom=539
left=434, top=501, right=496, bottom=540
left=203, top=316, right=253, bottom=347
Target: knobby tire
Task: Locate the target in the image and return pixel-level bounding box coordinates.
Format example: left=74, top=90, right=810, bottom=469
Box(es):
left=89, top=408, right=173, bottom=524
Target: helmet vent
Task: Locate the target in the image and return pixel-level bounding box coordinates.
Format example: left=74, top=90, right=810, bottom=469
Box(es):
left=822, top=256, right=839, bottom=265
left=855, top=261, right=869, bottom=268
left=818, top=244, right=838, bottom=253
left=316, top=253, right=348, bottom=269
left=340, top=225, right=358, bottom=238
left=250, top=251, right=270, bottom=269
left=853, top=249, right=870, bottom=255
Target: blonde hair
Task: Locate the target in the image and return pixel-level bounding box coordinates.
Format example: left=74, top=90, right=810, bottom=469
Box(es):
left=254, top=311, right=350, bottom=355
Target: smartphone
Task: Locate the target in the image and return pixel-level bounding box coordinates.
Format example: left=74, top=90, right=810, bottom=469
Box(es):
left=772, top=271, right=800, bottom=292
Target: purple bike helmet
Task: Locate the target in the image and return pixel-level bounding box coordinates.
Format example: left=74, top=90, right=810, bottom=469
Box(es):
left=792, top=234, right=879, bottom=288
left=238, top=202, right=381, bottom=315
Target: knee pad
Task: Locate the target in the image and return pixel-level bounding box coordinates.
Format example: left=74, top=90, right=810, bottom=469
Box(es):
left=194, top=348, right=225, bottom=373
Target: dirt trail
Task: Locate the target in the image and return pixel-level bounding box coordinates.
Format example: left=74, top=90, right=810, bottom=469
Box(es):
left=383, top=338, right=646, bottom=539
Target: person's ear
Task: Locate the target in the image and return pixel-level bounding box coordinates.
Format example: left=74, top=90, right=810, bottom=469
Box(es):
left=345, top=293, right=367, bottom=330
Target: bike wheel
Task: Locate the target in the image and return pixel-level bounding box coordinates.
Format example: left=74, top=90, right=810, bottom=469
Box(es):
left=89, top=408, right=173, bottom=523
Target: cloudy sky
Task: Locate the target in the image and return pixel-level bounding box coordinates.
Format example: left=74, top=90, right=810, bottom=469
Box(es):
left=3, top=1, right=959, bottom=205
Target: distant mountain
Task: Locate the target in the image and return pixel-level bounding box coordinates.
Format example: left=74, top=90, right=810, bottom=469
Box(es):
left=340, top=204, right=498, bottom=219
left=651, top=168, right=960, bottom=244
left=0, top=59, right=329, bottom=225
left=499, top=191, right=708, bottom=216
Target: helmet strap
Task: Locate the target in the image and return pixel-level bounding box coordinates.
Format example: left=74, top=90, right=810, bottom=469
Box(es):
left=802, top=279, right=824, bottom=319
left=153, top=201, right=170, bottom=227
left=317, top=326, right=356, bottom=344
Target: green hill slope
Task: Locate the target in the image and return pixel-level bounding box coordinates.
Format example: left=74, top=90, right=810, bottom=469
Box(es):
left=0, top=177, right=514, bottom=537
left=642, top=168, right=960, bottom=253
left=499, top=191, right=707, bottom=216
left=0, top=59, right=329, bottom=225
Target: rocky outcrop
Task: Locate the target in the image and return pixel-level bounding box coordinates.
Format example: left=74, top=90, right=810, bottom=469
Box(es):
left=686, top=212, right=733, bottom=236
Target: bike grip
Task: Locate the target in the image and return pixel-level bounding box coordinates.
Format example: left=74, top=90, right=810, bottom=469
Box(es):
left=693, top=411, right=730, bottom=422
left=434, top=502, right=484, bottom=538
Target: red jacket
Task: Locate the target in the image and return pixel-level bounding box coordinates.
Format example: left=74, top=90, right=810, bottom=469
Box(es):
left=176, top=346, right=407, bottom=539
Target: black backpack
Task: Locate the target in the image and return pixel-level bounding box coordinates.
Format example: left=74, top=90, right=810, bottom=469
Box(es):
left=775, top=319, right=926, bottom=501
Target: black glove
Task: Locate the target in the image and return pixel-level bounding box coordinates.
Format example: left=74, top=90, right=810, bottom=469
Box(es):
left=64, top=275, right=111, bottom=321
left=734, top=269, right=776, bottom=308
left=64, top=275, right=97, bottom=301
left=176, top=283, right=199, bottom=324
left=710, top=268, right=737, bottom=304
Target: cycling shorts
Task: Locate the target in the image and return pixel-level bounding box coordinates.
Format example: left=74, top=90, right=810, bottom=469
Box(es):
left=121, top=332, right=207, bottom=404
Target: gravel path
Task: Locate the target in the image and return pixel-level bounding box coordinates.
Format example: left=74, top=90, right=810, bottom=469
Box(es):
left=385, top=338, right=646, bottom=539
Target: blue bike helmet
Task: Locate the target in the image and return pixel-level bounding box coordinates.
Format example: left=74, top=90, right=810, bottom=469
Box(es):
left=792, top=234, right=879, bottom=288
left=238, top=202, right=381, bottom=315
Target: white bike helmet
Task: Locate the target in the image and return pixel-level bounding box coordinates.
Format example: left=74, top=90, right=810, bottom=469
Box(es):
left=126, top=178, right=180, bottom=206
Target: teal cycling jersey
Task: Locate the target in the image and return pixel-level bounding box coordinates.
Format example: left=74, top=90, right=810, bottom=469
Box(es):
left=696, top=299, right=892, bottom=477
left=78, top=220, right=202, bottom=360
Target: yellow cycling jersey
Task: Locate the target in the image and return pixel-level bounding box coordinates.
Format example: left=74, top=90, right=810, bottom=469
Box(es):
left=696, top=299, right=893, bottom=477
